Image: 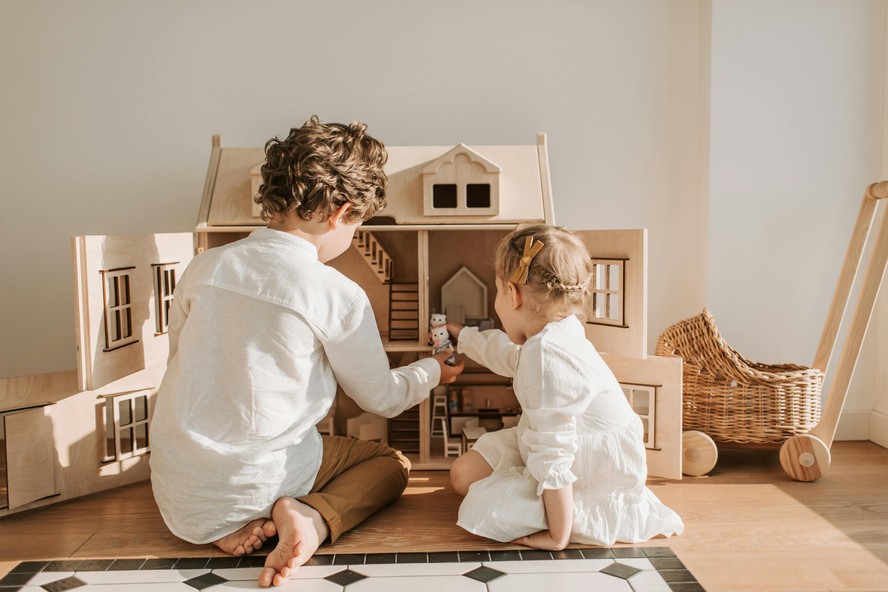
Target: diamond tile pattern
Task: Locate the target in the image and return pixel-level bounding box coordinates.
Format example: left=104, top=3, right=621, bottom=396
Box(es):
left=184, top=571, right=228, bottom=590
left=463, top=565, right=506, bottom=583
left=325, top=568, right=369, bottom=586
left=42, top=575, right=86, bottom=592
left=2, top=546, right=705, bottom=591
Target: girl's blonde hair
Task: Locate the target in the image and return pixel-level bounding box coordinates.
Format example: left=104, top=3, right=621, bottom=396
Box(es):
left=495, top=224, right=593, bottom=316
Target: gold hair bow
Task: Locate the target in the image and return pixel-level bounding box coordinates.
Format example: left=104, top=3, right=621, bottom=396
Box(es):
left=509, top=236, right=545, bottom=284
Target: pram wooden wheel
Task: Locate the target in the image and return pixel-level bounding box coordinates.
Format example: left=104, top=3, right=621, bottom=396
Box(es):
left=779, top=434, right=831, bottom=482
left=682, top=430, right=718, bottom=476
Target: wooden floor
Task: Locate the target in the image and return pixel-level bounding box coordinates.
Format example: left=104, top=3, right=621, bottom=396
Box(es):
left=2, top=441, right=887, bottom=592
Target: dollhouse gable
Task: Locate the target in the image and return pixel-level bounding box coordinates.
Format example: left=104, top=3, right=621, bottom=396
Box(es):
left=421, top=143, right=501, bottom=218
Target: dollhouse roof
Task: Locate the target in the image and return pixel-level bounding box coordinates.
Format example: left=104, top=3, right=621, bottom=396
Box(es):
left=421, top=143, right=502, bottom=175
left=198, top=134, right=554, bottom=228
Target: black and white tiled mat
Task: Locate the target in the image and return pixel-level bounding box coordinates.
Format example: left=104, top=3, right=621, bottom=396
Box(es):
left=0, top=547, right=705, bottom=591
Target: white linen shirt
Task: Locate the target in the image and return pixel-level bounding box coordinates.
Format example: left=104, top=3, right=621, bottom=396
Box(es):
left=149, top=228, right=440, bottom=544
left=456, top=316, right=636, bottom=494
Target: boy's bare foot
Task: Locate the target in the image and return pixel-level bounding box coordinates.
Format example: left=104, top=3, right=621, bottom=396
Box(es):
left=213, top=519, right=276, bottom=556
left=259, top=496, right=329, bottom=588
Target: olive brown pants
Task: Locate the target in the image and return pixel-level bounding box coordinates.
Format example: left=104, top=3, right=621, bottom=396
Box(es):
left=297, top=435, right=411, bottom=543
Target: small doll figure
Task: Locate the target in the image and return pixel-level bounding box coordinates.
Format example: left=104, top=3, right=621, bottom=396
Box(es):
left=430, top=324, right=457, bottom=366
left=429, top=313, right=446, bottom=346
left=430, top=313, right=446, bottom=329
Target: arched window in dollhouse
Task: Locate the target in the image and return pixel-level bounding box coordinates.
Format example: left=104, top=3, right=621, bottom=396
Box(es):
left=102, top=390, right=151, bottom=462
left=621, top=383, right=657, bottom=449
left=152, top=262, right=178, bottom=335
left=100, top=267, right=138, bottom=351
left=588, top=258, right=627, bottom=327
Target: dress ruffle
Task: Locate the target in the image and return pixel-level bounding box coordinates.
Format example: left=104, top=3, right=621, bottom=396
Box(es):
left=459, top=415, right=684, bottom=545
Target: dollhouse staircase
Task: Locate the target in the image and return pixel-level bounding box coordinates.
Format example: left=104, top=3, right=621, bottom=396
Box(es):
left=388, top=283, right=420, bottom=341
left=352, top=231, right=420, bottom=341
left=352, top=231, right=393, bottom=283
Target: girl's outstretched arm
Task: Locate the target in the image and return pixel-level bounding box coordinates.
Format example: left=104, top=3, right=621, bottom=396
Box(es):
left=512, top=485, right=573, bottom=551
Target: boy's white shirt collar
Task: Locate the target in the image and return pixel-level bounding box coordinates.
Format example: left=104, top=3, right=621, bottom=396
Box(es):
left=250, top=227, right=320, bottom=257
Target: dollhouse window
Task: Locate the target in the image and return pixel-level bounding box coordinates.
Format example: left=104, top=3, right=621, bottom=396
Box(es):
left=588, top=258, right=626, bottom=327
left=466, top=184, right=491, bottom=208
left=103, top=390, right=151, bottom=462
left=433, top=184, right=458, bottom=208
left=100, top=267, right=138, bottom=351
left=152, top=262, right=177, bottom=335
left=621, top=383, right=656, bottom=449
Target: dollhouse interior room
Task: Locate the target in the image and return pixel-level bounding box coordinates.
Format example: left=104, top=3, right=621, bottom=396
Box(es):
left=2, top=3, right=888, bottom=592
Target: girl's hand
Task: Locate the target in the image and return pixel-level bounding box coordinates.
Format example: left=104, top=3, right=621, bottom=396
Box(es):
left=512, top=530, right=569, bottom=551
left=433, top=350, right=464, bottom=384
left=445, top=321, right=465, bottom=342
left=513, top=487, right=573, bottom=550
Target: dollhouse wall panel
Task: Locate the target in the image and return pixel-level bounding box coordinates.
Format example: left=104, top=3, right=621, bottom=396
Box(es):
left=0, top=370, right=79, bottom=410
left=4, top=406, right=56, bottom=509
left=206, top=148, right=264, bottom=226
left=600, top=352, right=682, bottom=480
left=427, top=230, right=506, bottom=323
left=576, top=229, right=647, bottom=359
left=73, top=233, right=194, bottom=391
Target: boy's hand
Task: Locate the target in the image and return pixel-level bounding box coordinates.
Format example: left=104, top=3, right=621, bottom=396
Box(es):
left=433, top=350, right=464, bottom=384
left=445, top=322, right=465, bottom=342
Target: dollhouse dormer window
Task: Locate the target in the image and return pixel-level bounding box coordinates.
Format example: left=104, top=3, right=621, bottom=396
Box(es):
left=423, top=144, right=501, bottom=217
left=588, top=258, right=627, bottom=327
left=100, top=267, right=138, bottom=351
left=152, top=262, right=178, bottom=335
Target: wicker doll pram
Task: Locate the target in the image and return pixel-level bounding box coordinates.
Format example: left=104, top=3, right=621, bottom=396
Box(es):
left=654, top=181, right=888, bottom=480
left=655, top=309, right=823, bottom=446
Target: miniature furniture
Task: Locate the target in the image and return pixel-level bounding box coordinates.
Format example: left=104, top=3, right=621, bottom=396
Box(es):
left=441, top=418, right=462, bottom=457
left=462, top=426, right=487, bottom=451
left=430, top=391, right=448, bottom=437
left=658, top=181, right=888, bottom=481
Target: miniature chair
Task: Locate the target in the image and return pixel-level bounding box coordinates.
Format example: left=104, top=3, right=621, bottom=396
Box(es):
left=431, top=391, right=448, bottom=436
left=441, top=418, right=462, bottom=457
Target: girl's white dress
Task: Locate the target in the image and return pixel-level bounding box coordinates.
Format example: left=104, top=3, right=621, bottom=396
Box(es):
left=455, top=315, right=684, bottom=545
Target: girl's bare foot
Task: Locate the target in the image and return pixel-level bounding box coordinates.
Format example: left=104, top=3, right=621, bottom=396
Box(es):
left=259, top=496, right=328, bottom=588
left=213, top=518, right=277, bottom=556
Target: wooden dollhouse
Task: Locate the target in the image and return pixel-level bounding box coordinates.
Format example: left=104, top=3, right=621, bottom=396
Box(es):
left=0, top=131, right=683, bottom=519
left=194, top=132, right=683, bottom=476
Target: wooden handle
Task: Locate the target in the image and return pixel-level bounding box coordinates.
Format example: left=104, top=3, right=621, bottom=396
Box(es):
left=867, top=181, right=888, bottom=200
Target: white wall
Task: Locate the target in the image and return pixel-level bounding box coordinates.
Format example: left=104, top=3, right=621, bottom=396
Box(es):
left=0, top=1, right=884, bottom=443
left=708, top=0, right=886, bottom=439
left=0, top=0, right=708, bottom=377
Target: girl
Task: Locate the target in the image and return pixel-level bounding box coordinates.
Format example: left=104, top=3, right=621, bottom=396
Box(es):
left=447, top=224, right=683, bottom=550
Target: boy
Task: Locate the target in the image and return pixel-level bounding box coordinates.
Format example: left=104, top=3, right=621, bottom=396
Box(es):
left=150, top=116, right=463, bottom=588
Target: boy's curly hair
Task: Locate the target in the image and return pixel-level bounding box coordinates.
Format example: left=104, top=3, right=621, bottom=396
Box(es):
left=495, top=224, right=593, bottom=315
left=254, top=116, right=388, bottom=224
